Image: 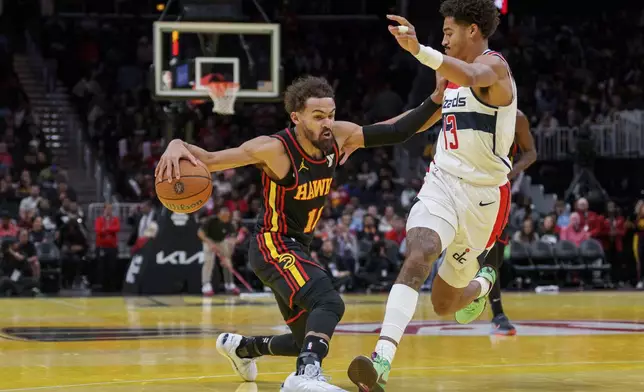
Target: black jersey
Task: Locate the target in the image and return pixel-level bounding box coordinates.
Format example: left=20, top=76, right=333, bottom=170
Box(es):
left=255, top=128, right=339, bottom=247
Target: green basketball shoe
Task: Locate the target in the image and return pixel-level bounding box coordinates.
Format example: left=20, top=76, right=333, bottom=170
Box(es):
left=455, top=265, right=497, bottom=325
left=347, top=352, right=391, bottom=392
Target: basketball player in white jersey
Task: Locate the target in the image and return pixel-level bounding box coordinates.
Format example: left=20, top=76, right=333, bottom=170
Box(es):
left=348, top=1, right=517, bottom=390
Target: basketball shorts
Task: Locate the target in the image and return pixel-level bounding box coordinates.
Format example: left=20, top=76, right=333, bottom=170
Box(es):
left=249, top=232, right=331, bottom=325
left=407, top=164, right=511, bottom=288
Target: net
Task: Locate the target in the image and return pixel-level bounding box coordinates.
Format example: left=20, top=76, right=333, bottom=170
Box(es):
left=207, top=81, right=240, bottom=115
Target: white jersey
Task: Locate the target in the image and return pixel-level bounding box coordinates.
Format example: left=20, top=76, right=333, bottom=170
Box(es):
left=433, top=49, right=517, bottom=187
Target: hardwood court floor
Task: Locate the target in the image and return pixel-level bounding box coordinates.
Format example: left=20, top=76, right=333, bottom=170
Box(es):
left=0, top=293, right=643, bottom=391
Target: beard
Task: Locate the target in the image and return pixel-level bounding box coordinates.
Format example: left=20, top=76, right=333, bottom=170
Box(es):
left=303, top=124, right=334, bottom=154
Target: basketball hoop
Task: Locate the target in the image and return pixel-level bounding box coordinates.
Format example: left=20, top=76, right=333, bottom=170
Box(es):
left=207, top=81, right=240, bottom=115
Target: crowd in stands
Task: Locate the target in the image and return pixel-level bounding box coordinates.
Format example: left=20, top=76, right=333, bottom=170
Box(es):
left=23, top=8, right=644, bottom=294
left=0, top=30, right=92, bottom=296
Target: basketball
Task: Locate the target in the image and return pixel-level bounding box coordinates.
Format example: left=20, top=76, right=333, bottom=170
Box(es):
left=155, top=160, right=212, bottom=214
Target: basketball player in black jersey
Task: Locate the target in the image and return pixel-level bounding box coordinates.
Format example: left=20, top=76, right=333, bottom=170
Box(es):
left=425, top=109, right=536, bottom=335
left=155, top=76, right=443, bottom=391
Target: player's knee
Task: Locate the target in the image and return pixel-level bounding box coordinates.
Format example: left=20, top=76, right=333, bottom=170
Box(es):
left=322, top=291, right=345, bottom=321
left=406, top=227, right=442, bottom=263
left=431, top=295, right=454, bottom=316
left=310, top=288, right=345, bottom=321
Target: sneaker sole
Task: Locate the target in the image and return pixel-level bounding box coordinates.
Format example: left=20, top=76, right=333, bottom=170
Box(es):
left=347, top=356, right=385, bottom=392
left=493, top=327, right=517, bottom=336
left=216, top=334, right=256, bottom=382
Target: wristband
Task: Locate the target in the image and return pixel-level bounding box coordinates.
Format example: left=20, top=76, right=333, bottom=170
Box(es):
left=414, top=45, right=444, bottom=70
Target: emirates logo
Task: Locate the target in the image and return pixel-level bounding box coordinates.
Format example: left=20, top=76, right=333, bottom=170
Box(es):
left=173, top=181, right=185, bottom=195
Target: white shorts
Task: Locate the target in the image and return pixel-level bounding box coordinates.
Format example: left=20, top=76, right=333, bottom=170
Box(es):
left=406, top=164, right=511, bottom=288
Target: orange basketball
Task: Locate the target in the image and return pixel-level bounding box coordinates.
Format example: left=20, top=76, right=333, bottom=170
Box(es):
left=155, top=160, right=212, bottom=214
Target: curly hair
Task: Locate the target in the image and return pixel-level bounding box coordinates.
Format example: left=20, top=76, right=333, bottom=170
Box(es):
left=284, top=76, right=334, bottom=113
left=439, top=0, right=500, bottom=39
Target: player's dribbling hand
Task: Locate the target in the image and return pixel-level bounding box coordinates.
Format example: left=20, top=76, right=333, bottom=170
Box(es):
left=154, top=139, right=200, bottom=183
left=387, top=15, right=420, bottom=55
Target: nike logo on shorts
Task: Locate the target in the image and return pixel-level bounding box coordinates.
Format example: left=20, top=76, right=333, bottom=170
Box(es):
left=479, top=201, right=495, bottom=207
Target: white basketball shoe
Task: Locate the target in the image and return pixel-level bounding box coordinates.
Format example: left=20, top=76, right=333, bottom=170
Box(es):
left=280, top=362, right=347, bottom=392
left=216, top=333, right=258, bottom=382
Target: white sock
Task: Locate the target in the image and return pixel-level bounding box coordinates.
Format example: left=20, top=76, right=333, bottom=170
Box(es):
left=474, top=276, right=491, bottom=299
left=375, top=284, right=419, bottom=364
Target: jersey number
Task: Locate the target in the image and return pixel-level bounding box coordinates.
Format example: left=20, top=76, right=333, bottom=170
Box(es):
left=304, top=207, right=324, bottom=233
left=443, top=114, right=459, bottom=150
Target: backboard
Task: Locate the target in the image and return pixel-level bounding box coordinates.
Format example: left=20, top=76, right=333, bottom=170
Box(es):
left=152, top=21, right=281, bottom=101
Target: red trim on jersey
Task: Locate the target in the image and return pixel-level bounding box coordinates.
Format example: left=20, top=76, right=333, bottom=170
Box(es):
left=271, top=133, right=299, bottom=191
left=285, top=309, right=307, bottom=325
left=286, top=128, right=327, bottom=164
left=446, top=81, right=460, bottom=89
left=261, top=173, right=271, bottom=229
left=485, top=182, right=512, bottom=248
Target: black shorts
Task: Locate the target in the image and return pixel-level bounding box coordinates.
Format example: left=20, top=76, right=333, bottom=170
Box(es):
left=249, top=232, right=331, bottom=324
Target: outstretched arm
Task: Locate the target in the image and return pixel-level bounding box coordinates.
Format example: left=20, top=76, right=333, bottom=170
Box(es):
left=155, top=136, right=283, bottom=181
left=387, top=15, right=508, bottom=88
left=336, top=96, right=442, bottom=164
left=507, top=110, right=537, bottom=180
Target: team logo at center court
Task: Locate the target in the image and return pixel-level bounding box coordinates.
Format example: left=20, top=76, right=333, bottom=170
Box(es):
left=278, top=253, right=296, bottom=270
left=332, top=320, right=644, bottom=336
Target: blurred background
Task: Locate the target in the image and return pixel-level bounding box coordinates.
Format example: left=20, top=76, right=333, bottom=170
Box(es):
left=0, top=0, right=642, bottom=297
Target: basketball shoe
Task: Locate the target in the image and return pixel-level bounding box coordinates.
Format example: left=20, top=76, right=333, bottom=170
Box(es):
left=455, top=265, right=497, bottom=324
left=202, top=282, right=214, bottom=296
left=492, top=313, right=517, bottom=336
left=216, top=333, right=258, bottom=381
left=281, top=356, right=348, bottom=392
left=347, top=352, right=390, bottom=392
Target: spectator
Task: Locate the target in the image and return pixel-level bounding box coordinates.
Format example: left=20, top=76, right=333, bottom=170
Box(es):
left=130, top=221, right=158, bottom=254
left=29, top=216, right=47, bottom=244
left=513, top=218, right=540, bottom=245
left=385, top=215, right=407, bottom=246
left=94, top=203, right=121, bottom=291
left=315, top=240, right=352, bottom=292
left=378, top=205, right=396, bottom=233
left=555, top=200, right=570, bottom=229
left=560, top=212, right=590, bottom=246
left=198, top=206, right=238, bottom=296
left=17, top=229, right=40, bottom=284
left=333, top=222, right=358, bottom=273
left=539, top=215, right=560, bottom=245
left=0, top=239, right=39, bottom=296
left=57, top=220, right=89, bottom=289
left=18, top=185, right=41, bottom=222
left=0, top=212, right=18, bottom=238
left=127, top=200, right=156, bottom=247
left=358, top=215, right=381, bottom=242
left=0, top=142, right=12, bottom=170
left=575, top=197, right=602, bottom=239
left=600, top=201, right=626, bottom=284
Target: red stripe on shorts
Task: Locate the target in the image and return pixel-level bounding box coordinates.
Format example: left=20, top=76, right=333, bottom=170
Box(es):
left=485, top=182, right=511, bottom=248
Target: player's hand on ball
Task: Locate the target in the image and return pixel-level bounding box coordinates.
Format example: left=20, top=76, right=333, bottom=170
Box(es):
left=387, top=15, right=420, bottom=56
left=155, top=139, right=200, bottom=183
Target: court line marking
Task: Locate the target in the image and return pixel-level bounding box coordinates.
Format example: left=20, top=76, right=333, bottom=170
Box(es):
left=2, top=360, right=644, bottom=391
